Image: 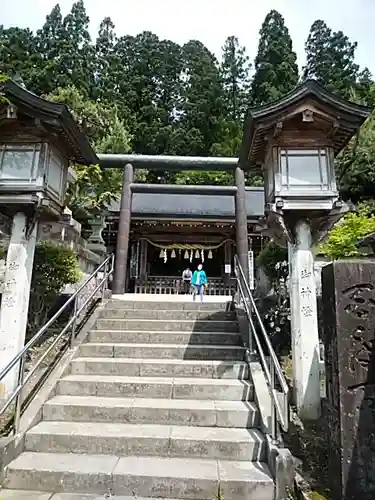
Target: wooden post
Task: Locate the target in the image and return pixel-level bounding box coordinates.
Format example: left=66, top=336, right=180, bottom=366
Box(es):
left=112, top=163, right=133, bottom=294
left=234, top=166, right=249, bottom=280
left=139, top=239, right=148, bottom=281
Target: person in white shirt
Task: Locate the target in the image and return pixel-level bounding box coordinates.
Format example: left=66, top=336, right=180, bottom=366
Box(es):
left=182, top=267, right=192, bottom=294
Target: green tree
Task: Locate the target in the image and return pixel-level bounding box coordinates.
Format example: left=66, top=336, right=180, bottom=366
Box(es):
left=168, top=40, right=227, bottom=185
left=356, top=67, right=374, bottom=104
left=61, top=0, right=93, bottom=94
left=178, top=40, right=225, bottom=155
left=303, top=20, right=359, bottom=99
left=251, top=10, right=299, bottom=106
left=0, top=74, right=8, bottom=103
left=93, top=17, right=118, bottom=103
left=320, top=206, right=375, bottom=260
left=220, top=36, right=251, bottom=121
left=335, top=83, right=375, bottom=201
left=173, top=171, right=234, bottom=186
left=45, top=85, right=132, bottom=219
left=114, top=32, right=182, bottom=155
left=208, top=36, right=252, bottom=162
left=34, top=1, right=94, bottom=96
left=0, top=26, right=38, bottom=88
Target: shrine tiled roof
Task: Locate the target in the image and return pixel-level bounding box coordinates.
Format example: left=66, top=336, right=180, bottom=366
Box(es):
left=109, top=187, right=264, bottom=219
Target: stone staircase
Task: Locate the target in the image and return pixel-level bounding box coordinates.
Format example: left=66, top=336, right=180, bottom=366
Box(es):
left=1, top=299, right=274, bottom=499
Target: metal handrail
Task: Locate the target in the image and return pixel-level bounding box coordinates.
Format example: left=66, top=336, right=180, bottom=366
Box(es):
left=234, top=255, right=289, bottom=440
left=0, top=253, right=115, bottom=435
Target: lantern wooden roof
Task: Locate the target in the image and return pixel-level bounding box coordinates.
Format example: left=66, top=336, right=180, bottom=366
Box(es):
left=240, top=79, right=372, bottom=170
left=0, top=79, right=97, bottom=165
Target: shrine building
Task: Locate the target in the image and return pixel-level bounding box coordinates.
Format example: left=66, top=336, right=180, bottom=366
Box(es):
left=104, top=186, right=266, bottom=295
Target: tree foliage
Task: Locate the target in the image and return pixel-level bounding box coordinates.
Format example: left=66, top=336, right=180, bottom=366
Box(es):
left=303, top=20, right=360, bottom=99
left=221, top=36, right=251, bottom=122
left=45, top=85, right=132, bottom=219
left=251, top=10, right=299, bottom=106
left=1, top=2, right=374, bottom=199
left=335, top=84, right=375, bottom=201
left=0, top=74, right=9, bottom=103
left=319, top=206, right=375, bottom=260
left=257, top=241, right=288, bottom=285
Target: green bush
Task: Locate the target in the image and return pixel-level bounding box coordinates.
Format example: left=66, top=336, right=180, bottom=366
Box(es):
left=257, top=240, right=288, bottom=284
left=27, top=241, right=82, bottom=337
left=257, top=240, right=291, bottom=355
left=319, top=206, right=375, bottom=259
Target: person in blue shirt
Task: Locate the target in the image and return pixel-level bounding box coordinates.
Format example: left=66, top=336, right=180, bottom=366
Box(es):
left=191, top=264, right=208, bottom=303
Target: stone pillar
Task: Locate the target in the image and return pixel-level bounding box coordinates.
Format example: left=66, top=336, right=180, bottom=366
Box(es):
left=234, top=166, right=249, bottom=280
left=322, top=261, right=375, bottom=500
left=289, top=219, right=320, bottom=420
left=112, top=163, right=133, bottom=294
left=0, top=212, right=38, bottom=399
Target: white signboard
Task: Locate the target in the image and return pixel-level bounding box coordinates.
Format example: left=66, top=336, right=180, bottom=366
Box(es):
left=225, top=264, right=231, bottom=274
left=248, top=250, right=254, bottom=290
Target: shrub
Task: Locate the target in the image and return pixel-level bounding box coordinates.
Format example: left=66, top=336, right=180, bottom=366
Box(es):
left=27, top=241, right=82, bottom=337
left=257, top=241, right=288, bottom=285
left=257, top=240, right=291, bottom=355
left=319, top=206, right=375, bottom=259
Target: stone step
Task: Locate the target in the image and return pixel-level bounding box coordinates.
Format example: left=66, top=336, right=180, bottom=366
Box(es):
left=100, top=309, right=236, bottom=321
left=94, top=318, right=239, bottom=333
left=78, top=343, right=245, bottom=361
left=0, top=492, right=188, bottom=500
left=108, top=300, right=233, bottom=311
left=0, top=493, right=217, bottom=500
left=57, top=375, right=254, bottom=401
left=89, top=329, right=242, bottom=346
left=43, top=395, right=259, bottom=428
left=71, top=358, right=249, bottom=379
left=25, top=421, right=266, bottom=462
left=4, top=452, right=274, bottom=499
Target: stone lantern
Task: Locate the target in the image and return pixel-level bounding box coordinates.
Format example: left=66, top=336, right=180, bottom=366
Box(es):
left=239, top=80, right=371, bottom=419
left=0, top=79, right=97, bottom=398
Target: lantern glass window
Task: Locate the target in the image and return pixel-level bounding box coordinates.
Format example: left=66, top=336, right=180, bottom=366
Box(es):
left=47, top=148, right=64, bottom=196
left=0, top=144, right=40, bottom=182
left=280, top=149, right=330, bottom=191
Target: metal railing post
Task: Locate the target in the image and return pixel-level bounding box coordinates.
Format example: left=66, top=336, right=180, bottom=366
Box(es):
left=13, top=353, right=26, bottom=435
left=246, top=296, right=253, bottom=354
left=233, top=254, right=290, bottom=439
left=70, top=298, right=78, bottom=347
left=270, top=361, right=277, bottom=442
left=101, top=259, right=107, bottom=300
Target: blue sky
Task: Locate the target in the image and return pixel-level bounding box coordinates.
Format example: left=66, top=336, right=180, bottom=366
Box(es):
left=2, top=0, right=375, bottom=74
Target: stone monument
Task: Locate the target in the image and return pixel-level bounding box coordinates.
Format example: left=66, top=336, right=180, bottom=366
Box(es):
left=322, top=260, right=375, bottom=500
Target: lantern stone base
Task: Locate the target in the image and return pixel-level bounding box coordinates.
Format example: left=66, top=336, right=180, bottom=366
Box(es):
left=0, top=212, right=37, bottom=401
left=289, top=220, right=321, bottom=420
